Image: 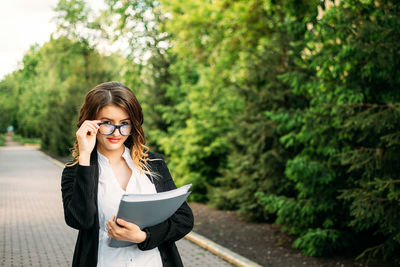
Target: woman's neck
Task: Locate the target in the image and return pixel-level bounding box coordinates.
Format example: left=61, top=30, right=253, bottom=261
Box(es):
left=97, top=146, right=125, bottom=165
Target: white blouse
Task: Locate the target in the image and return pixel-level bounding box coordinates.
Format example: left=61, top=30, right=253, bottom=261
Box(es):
left=96, top=146, right=163, bottom=267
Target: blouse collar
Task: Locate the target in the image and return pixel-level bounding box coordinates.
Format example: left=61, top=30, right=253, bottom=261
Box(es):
left=97, top=146, right=132, bottom=168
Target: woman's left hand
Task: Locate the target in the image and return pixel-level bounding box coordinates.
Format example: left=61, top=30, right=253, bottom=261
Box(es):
left=106, top=216, right=147, bottom=243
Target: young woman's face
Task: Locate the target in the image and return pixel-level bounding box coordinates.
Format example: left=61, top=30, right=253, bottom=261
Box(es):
left=95, top=105, right=131, bottom=154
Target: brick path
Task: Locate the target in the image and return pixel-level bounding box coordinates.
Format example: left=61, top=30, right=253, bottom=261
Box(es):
left=0, top=145, right=233, bottom=267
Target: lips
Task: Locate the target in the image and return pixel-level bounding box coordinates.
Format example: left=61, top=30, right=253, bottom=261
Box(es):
left=107, top=138, right=121, bottom=143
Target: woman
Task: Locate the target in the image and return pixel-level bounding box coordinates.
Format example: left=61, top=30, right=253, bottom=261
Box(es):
left=61, top=81, right=193, bottom=267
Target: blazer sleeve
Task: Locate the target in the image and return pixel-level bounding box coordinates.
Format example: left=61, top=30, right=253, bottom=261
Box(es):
left=61, top=163, right=97, bottom=230
left=138, top=159, right=194, bottom=250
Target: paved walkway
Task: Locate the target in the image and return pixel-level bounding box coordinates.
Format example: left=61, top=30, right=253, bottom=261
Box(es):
left=0, top=144, right=233, bottom=266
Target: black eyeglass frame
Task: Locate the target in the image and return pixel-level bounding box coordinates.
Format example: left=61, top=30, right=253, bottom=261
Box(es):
left=97, top=122, right=133, bottom=136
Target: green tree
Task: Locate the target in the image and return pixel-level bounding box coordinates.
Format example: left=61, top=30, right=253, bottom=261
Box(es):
left=103, top=0, right=174, bottom=153
left=39, top=37, right=122, bottom=155
left=205, top=0, right=316, bottom=220
left=158, top=0, right=247, bottom=201
left=258, top=0, right=400, bottom=261
left=0, top=74, right=20, bottom=133
left=38, top=0, right=123, bottom=155
left=0, top=0, right=123, bottom=155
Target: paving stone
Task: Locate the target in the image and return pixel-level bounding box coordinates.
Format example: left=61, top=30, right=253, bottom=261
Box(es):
left=0, top=146, right=233, bottom=267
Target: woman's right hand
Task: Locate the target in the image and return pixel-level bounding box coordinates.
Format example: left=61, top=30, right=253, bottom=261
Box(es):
left=76, top=120, right=101, bottom=158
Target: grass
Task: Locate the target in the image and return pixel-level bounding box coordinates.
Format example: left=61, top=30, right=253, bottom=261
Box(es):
left=12, top=134, right=41, bottom=146
left=0, top=134, right=4, bottom=146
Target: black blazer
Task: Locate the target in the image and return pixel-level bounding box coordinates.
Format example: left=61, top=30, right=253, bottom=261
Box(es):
left=61, top=147, right=194, bottom=267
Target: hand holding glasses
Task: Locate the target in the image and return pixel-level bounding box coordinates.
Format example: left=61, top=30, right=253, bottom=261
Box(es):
left=77, top=120, right=132, bottom=166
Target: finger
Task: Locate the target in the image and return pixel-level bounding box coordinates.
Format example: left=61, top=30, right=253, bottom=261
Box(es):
left=77, top=124, right=97, bottom=136
left=80, top=121, right=101, bottom=131
left=107, top=219, right=115, bottom=228
left=87, top=122, right=100, bottom=132
left=109, top=219, right=120, bottom=229
left=84, top=128, right=96, bottom=135
left=86, top=127, right=98, bottom=136
left=116, top=218, right=137, bottom=231
left=108, top=230, right=113, bottom=238
left=86, top=120, right=101, bottom=128
left=111, top=226, right=122, bottom=237
left=110, top=221, right=124, bottom=237
left=116, top=218, right=128, bottom=227
left=85, top=131, right=96, bottom=137
left=84, top=123, right=98, bottom=131
left=83, top=119, right=102, bottom=124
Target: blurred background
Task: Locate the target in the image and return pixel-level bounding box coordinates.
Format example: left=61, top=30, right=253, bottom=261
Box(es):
left=0, top=0, right=399, bottom=264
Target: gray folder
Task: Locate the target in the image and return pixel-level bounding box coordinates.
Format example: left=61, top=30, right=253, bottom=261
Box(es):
left=108, top=184, right=192, bottom=247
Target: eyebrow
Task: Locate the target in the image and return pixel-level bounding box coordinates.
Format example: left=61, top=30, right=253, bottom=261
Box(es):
left=99, top=117, right=130, bottom=121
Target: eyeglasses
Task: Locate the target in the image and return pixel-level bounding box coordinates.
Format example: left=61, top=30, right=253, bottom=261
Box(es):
left=97, top=122, right=133, bottom=136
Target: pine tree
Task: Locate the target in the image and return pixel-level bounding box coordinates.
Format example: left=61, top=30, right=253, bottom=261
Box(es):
left=210, top=0, right=316, bottom=220
left=258, top=0, right=400, bottom=261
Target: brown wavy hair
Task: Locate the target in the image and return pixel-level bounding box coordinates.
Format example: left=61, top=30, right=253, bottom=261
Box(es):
left=67, top=81, right=157, bottom=176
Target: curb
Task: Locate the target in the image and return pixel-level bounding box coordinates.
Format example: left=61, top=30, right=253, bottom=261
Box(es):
left=185, top=231, right=262, bottom=267
left=37, top=149, right=66, bottom=168
left=37, top=148, right=262, bottom=267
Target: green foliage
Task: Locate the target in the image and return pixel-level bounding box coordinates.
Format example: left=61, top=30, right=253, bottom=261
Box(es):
left=0, top=76, right=18, bottom=133
left=12, top=134, right=41, bottom=145
left=0, top=0, right=124, bottom=156
left=53, top=0, right=91, bottom=40
left=54, top=0, right=89, bottom=29
left=0, top=134, right=4, bottom=146
left=292, top=228, right=351, bottom=257
left=157, top=0, right=249, bottom=201
left=2, top=0, right=400, bottom=263
left=102, top=0, right=176, bottom=155
left=257, top=0, right=400, bottom=260
left=203, top=0, right=316, bottom=219
left=38, top=37, right=121, bottom=156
